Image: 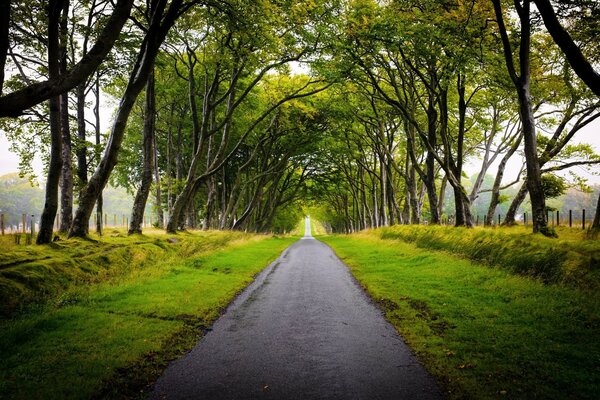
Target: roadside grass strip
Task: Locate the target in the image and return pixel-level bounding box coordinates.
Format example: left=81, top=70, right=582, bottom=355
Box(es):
left=321, top=233, right=600, bottom=400
left=0, top=233, right=296, bottom=399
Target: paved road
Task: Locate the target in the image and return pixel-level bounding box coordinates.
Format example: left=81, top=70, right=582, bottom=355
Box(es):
left=149, top=217, right=442, bottom=400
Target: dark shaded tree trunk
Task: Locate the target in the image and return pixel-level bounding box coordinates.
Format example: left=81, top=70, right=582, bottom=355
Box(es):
left=129, top=70, right=155, bottom=235
left=591, top=192, right=600, bottom=231
left=425, top=100, right=439, bottom=224
left=76, top=83, right=88, bottom=189
left=493, top=0, right=549, bottom=235
left=37, top=0, right=64, bottom=244
left=59, top=0, right=72, bottom=233
left=94, top=74, right=103, bottom=234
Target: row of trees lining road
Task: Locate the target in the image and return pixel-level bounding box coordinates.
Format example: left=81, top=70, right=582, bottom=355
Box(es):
left=0, top=0, right=598, bottom=242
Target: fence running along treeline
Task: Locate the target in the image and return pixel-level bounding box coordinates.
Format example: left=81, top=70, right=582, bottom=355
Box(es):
left=1, top=208, right=595, bottom=244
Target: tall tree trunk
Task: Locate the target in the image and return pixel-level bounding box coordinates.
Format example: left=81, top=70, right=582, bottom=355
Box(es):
left=76, top=83, right=88, bottom=189
left=493, top=0, right=549, bottom=235
left=38, top=0, right=64, bottom=244
left=425, top=100, right=439, bottom=224
left=153, top=130, right=164, bottom=228
left=59, top=0, right=72, bottom=233
left=204, top=177, right=216, bottom=230
left=94, top=74, right=103, bottom=234
left=129, top=70, right=155, bottom=235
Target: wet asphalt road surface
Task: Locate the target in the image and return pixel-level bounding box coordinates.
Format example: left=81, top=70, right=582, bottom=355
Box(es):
left=149, top=218, right=443, bottom=400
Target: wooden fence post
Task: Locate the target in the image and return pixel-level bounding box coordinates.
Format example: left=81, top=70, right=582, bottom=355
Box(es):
left=1, top=213, right=4, bottom=235
left=498, top=214, right=501, bottom=225
left=22, top=213, right=26, bottom=234
left=114, top=214, right=117, bottom=227
left=556, top=210, right=559, bottom=227
left=569, top=210, right=572, bottom=228
left=524, top=212, right=527, bottom=226
left=476, top=215, right=479, bottom=226
left=30, top=215, right=35, bottom=237
left=582, top=209, right=586, bottom=230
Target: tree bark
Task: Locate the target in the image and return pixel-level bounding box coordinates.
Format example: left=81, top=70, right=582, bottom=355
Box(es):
left=153, top=129, right=164, bottom=228
left=37, top=0, right=64, bottom=244
left=425, top=99, right=440, bottom=224
left=129, top=70, right=155, bottom=235
left=76, top=83, right=88, bottom=189
left=94, top=74, right=102, bottom=234
left=59, top=0, right=73, bottom=233
left=591, top=192, right=600, bottom=230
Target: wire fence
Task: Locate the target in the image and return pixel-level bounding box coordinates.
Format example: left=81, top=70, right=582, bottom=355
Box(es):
left=0, top=209, right=595, bottom=245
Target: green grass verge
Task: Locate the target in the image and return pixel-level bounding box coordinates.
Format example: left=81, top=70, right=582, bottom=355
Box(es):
left=0, top=229, right=255, bottom=316
left=321, top=232, right=600, bottom=399
left=0, top=232, right=296, bottom=399
left=378, top=225, right=600, bottom=287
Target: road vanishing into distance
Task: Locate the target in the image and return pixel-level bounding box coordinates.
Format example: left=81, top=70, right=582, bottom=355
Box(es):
left=149, top=217, right=442, bottom=400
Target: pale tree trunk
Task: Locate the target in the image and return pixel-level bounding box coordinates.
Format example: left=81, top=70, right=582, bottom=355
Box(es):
left=38, top=0, right=64, bottom=244
left=153, top=131, right=164, bottom=228
left=129, top=70, right=155, bottom=235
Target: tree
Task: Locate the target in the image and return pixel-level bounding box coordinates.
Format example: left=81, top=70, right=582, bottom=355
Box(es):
left=492, top=0, right=550, bottom=235
left=533, top=0, right=600, bottom=96
left=69, top=0, right=196, bottom=237
left=0, top=0, right=134, bottom=117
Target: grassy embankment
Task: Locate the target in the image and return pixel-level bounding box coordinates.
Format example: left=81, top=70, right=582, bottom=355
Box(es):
left=320, top=225, right=600, bottom=399
left=0, top=229, right=296, bottom=399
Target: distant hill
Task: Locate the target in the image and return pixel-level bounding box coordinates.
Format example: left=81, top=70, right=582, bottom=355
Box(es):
left=0, top=173, right=152, bottom=229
